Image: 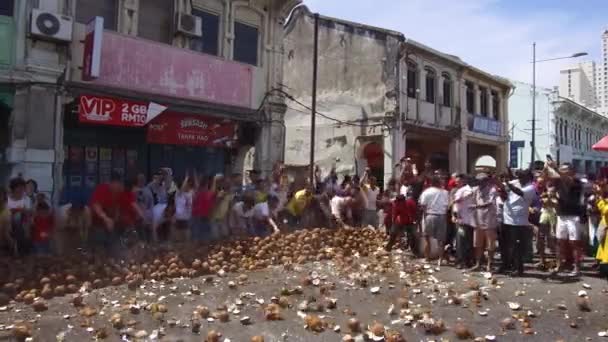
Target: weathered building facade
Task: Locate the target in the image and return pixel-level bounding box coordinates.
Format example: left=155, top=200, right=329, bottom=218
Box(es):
left=283, top=6, right=403, bottom=185
left=283, top=6, right=511, bottom=183
left=1, top=0, right=299, bottom=201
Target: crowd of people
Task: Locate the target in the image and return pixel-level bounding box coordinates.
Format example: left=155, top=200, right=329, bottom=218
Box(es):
left=1, top=157, right=607, bottom=280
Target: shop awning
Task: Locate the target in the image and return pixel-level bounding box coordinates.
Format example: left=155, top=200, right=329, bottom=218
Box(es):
left=592, top=135, right=608, bottom=152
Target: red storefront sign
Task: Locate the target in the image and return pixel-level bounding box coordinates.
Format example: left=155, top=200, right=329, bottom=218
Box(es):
left=147, top=114, right=237, bottom=148
left=78, top=95, right=149, bottom=127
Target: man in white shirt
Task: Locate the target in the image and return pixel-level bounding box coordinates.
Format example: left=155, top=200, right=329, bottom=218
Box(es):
left=451, top=174, right=475, bottom=268
left=227, top=196, right=255, bottom=237
left=249, top=196, right=280, bottom=237
left=360, top=169, right=380, bottom=228
left=419, top=176, right=449, bottom=265
left=500, top=170, right=536, bottom=276
left=330, top=195, right=351, bottom=226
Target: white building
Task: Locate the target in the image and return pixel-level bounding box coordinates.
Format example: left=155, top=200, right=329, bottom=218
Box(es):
left=510, top=81, right=608, bottom=174
left=558, top=29, right=608, bottom=116
left=598, top=30, right=608, bottom=114
left=559, top=61, right=598, bottom=109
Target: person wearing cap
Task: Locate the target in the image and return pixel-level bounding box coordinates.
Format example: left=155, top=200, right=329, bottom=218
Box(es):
left=470, top=173, right=499, bottom=272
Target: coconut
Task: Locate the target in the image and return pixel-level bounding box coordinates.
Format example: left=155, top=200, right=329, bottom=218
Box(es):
left=197, top=306, right=210, bottom=318
left=72, top=295, right=84, bottom=307
left=110, top=313, right=124, bottom=329
left=12, top=322, right=32, bottom=341
left=453, top=323, right=474, bottom=339
left=386, top=331, right=406, bottom=342
left=54, top=285, right=66, bottom=297
left=304, top=314, right=324, bottom=332
left=80, top=306, right=97, bottom=317
left=576, top=297, right=591, bottom=312
left=206, top=330, right=221, bottom=342
left=32, top=299, right=48, bottom=312
left=347, top=318, right=361, bottom=333
left=500, top=317, right=516, bottom=330
left=369, top=322, right=385, bottom=340
left=23, top=293, right=35, bottom=305
left=265, top=304, right=282, bottom=321
left=216, top=311, right=229, bottom=322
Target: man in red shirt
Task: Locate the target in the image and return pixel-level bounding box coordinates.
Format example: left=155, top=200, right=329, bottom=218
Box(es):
left=89, top=173, right=125, bottom=260
left=191, top=176, right=216, bottom=242
left=386, top=192, right=418, bottom=252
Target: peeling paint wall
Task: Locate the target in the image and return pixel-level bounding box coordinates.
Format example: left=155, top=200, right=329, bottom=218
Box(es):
left=282, top=6, right=401, bottom=178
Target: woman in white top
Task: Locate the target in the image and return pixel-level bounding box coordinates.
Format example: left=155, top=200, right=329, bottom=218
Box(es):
left=173, top=173, right=195, bottom=243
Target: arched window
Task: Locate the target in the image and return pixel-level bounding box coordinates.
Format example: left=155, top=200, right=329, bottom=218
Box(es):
left=564, top=120, right=569, bottom=145
left=442, top=73, right=452, bottom=107
left=559, top=118, right=563, bottom=144
left=424, top=67, right=436, bottom=104
left=406, top=60, right=418, bottom=99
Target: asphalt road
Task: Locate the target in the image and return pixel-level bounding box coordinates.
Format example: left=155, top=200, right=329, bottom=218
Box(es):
left=1, top=251, right=607, bottom=342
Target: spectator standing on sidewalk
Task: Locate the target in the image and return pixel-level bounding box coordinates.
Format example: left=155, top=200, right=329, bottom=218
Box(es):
left=471, top=173, right=499, bottom=272
left=499, top=169, right=536, bottom=276
left=419, top=176, right=449, bottom=266
left=7, top=178, right=32, bottom=256
left=386, top=192, right=417, bottom=252
left=548, top=163, right=586, bottom=277
left=451, top=174, right=475, bottom=268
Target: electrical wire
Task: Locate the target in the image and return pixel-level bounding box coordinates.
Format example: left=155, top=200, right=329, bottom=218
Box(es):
left=267, top=87, right=390, bottom=128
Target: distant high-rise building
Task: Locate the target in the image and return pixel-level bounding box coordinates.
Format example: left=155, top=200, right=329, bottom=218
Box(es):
left=598, top=29, right=608, bottom=114
left=558, top=28, right=608, bottom=116
left=559, top=61, right=597, bottom=108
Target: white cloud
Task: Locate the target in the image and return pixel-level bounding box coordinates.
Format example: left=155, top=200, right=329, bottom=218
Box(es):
left=303, top=0, right=602, bottom=88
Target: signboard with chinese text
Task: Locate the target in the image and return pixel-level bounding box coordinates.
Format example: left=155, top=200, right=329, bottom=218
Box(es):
left=146, top=113, right=236, bottom=148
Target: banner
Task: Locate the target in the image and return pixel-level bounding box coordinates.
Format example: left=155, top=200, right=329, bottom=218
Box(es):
left=82, top=17, right=104, bottom=81
left=147, top=114, right=236, bottom=148
left=78, top=95, right=149, bottom=127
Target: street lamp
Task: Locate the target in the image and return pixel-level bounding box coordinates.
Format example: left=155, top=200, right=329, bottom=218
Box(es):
left=530, top=43, right=587, bottom=167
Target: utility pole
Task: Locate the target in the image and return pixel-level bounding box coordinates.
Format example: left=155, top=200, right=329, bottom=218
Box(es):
left=309, top=13, right=319, bottom=188
left=531, top=42, right=536, bottom=167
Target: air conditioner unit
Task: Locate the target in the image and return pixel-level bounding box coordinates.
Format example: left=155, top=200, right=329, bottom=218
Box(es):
left=30, top=8, right=73, bottom=42
left=175, top=12, right=202, bottom=37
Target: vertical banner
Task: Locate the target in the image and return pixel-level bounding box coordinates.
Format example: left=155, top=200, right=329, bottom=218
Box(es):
left=82, top=17, right=104, bottom=81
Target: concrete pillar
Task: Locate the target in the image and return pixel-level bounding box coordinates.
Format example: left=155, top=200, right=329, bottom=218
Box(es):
left=473, top=84, right=481, bottom=115
left=385, top=129, right=396, bottom=186
left=496, top=142, right=508, bottom=172
left=487, top=88, right=493, bottom=118
left=255, top=109, right=284, bottom=177
left=449, top=135, right=467, bottom=174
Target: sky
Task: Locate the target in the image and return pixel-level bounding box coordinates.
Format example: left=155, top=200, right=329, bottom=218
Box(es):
left=303, top=0, right=608, bottom=88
